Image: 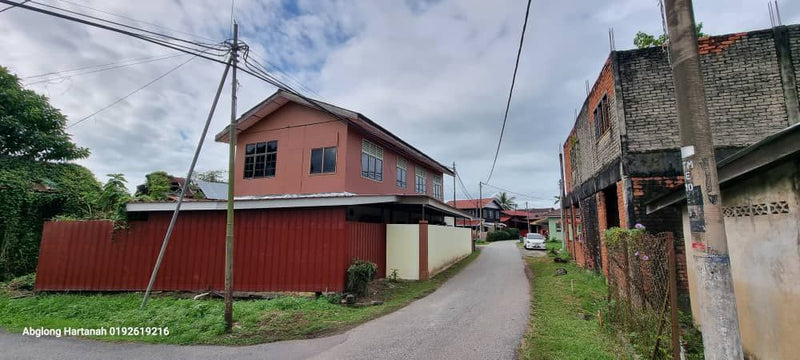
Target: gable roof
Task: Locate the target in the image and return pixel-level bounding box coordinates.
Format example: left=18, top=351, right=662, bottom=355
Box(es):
left=215, top=90, right=453, bottom=176
left=446, top=198, right=500, bottom=209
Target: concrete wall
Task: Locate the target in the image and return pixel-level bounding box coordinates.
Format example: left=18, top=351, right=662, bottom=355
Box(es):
left=386, top=224, right=420, bottom=280
left=682, top=159, right=800, bottom=359
left=427, top=225, right=471, bottom=277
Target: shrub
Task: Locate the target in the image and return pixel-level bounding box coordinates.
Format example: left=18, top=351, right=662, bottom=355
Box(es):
left=486, top=230, right=514, bottom=242
left=507, top=228, right=521, bottom=239
left=346, top=259, right=377, bottom=296
left=5, top=273, right=35, bottom=291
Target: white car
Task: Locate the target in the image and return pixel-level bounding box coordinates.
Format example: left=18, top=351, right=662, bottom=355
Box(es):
left=524, top=233, right=546, bottom=250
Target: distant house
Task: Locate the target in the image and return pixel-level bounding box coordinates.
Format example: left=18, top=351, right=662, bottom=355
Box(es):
left=446, top=198, right=503, bottom=232
left=35, top=90, right=473, bottom=292
left=500, top=208, right=552, bottom=236
left=532, top=209, right=563, bottom=240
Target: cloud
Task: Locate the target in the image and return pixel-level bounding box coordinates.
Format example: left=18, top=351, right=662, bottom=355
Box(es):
left=0, top=0, right=796, bottom=207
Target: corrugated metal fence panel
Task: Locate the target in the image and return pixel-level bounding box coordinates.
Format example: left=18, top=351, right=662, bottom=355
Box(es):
left=345, top=222, right=387, bottom=278
left=35, top=207, right=349, bottom=292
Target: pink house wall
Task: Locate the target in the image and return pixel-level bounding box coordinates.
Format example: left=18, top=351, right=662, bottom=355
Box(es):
left=232, top=101, right=445, bottom=199
left=234, top=103, right=348, bottom=196
left=344, top=129, right=441, bottom=197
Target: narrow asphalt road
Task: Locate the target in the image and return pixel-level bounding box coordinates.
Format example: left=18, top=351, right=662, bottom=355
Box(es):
left=0, top=241, right=530, bottom=360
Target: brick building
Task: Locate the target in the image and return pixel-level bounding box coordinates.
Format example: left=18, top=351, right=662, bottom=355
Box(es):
left=562, top=25, right=800, bottom=275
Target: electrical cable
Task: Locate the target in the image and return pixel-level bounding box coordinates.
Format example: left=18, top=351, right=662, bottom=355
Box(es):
left=0, top=0, right=27, bottom=13
left=485, top=0, right=533, bottom=183
left=66, top=55, right=195, bottom=129
left=23, top=53, right=184, bottom=85
left=481, top=182, right=548, bottom=201
left=22, top=53, right=182, bottom=79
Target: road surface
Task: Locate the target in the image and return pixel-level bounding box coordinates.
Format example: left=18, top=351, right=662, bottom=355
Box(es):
left=0, top=241, right=530, bottom=360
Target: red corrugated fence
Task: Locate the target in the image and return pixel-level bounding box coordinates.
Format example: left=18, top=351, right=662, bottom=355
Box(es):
left=35, top=208, right=386, bottom=292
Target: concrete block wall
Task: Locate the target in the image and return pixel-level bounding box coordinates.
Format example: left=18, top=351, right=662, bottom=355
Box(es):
left=789, top=26, right=800, bottom=108
left=618, top=29, right=792, bottom=153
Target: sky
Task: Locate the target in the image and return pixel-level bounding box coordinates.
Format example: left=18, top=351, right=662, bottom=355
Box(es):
left=2, top=0, right=799, bottom=208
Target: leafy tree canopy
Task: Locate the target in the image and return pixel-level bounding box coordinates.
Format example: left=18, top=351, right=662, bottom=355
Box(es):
left=135, top=171, right=173, bottom=201
left=634, top=23, right=706, bottom=49
left=0, top=67, right=89, bottom=161
left=194, top=169, right=225, bottom=183
left=99, top=173, right=131, bottom=221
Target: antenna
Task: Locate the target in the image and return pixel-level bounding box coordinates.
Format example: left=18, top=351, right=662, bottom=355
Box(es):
left=775, top=1, right=782, bottom=26
left=608, top=28, right=616, bottom=51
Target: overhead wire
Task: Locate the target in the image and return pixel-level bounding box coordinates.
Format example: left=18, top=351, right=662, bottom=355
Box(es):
left=23, top=53, right=185, bottom=85
left=485, top=0, right=533, bottom=183
left=66, top=55, right=195, bottom=129
left=481, top=182, right=548, bottom=201
left=0, top=0, right=27, bottom=13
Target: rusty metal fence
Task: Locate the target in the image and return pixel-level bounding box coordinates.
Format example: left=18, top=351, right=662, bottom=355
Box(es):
left=606, top=231, right=683, bottom=359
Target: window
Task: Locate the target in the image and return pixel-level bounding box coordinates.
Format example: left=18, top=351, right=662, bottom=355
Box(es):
left=310, top=147, right=337, bottom=174
left=415, top=166, right=427, bottom=194
left=594, top=94, right=610, bottom=138
left=433, top=175, right=443, bottom=199
left=244, top=141, right=277, bottom=178
left=396, top=157, right=407, bottom=188
left=361, top=139, right=383, bottom=181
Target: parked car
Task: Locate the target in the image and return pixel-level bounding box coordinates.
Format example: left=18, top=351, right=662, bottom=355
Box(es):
left=524, top=233, right=546, bottom=250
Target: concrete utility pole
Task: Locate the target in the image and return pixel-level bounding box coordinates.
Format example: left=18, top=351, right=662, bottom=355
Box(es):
left=525, top=201, right=531, bottom=234
left=224, top=22, right=239, bottom=333
left=664, top=1, right=743, bottom=358
left=558, top=150, right=566, bottom=251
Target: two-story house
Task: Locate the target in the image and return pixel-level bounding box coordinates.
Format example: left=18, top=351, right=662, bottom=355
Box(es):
left=35, top=90, right=473, bottom=293
left=446, top=198, right=503, bottom=232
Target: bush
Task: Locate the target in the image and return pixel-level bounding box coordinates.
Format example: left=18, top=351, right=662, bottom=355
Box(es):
left=486, top=230, right=517, bottom=242
left=5, top=273, right=35, bottom=291
left=346, top=259, right=377, bottom=296
left=507, top=228, right=521, bottom=239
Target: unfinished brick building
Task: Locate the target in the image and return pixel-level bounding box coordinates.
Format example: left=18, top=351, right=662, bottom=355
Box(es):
left=562, top=25, right=800, bottom=275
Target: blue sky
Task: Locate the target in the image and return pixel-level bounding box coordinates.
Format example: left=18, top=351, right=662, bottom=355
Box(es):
left=1, top=0, right=799, bottom=207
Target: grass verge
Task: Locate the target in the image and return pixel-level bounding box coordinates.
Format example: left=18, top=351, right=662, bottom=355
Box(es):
left=0, top=249, right=480, bottom=345
left=519, top=247, right=627, bottom=360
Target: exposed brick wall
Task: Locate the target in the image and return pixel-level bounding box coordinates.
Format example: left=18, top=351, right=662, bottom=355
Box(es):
left=617, top=180, right=627, bottom=228
left=618, top=29, right=791, bottom=153
left=564, top=58, right=621, bottom=194
left=790, top=26, right=800, bottom=107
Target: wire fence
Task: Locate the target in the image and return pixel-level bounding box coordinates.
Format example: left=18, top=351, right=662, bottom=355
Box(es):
left=605, top=231, right=691, bottom=359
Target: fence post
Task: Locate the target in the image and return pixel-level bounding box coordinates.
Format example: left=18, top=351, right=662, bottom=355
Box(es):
left=668, top=233, right=681, bottom=359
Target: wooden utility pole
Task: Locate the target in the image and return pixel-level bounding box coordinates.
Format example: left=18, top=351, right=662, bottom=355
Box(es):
left=664, top=0, right=743, bottom=357
left=224, top=22, right=239, bottom=333
left=452, top=162, right=456, bottom=205
left=478, top=182, right=483, bottom=240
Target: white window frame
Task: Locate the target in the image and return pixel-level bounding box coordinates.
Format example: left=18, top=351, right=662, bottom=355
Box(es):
left=415, top=166, right=427, bottom=194
left=396, top=157, right=407, bottom=188
left=361, top=139, right=384, bottom=181
left=433, top=175, right=443, bottom=199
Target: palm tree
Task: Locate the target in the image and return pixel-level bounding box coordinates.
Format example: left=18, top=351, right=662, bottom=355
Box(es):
left=495, top=192, right=516, bottom=210
left=553, top=196, right=561, bottom=205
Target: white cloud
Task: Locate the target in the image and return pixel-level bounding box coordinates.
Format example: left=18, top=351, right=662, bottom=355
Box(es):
left=1, top=0, right=796, bottom=207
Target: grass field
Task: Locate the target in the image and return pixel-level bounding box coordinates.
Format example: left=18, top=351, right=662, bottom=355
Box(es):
left=519, top=245, right=628, bottom=360
left=0, top=249, right=480, bottom=345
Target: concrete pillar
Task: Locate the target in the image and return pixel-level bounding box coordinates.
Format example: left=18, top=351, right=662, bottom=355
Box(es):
left=773, top=26, right=800, bottom=125
left=418, top=220, right=429, bottom=281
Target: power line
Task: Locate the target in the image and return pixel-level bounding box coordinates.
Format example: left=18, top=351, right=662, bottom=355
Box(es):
left=485, top=0, right=533, bottom=183
left=0, top=0, right=27, bottom=13
left=456, top=171, right=474, bottom=200
left=481, top=182, right=548, bottom=201
left=67, top=55, right=195, bottom=128
left=23, top=53, right=184, bottom=85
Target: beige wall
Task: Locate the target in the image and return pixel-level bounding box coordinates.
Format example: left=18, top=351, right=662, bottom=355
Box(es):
left=427, top=225, right=471, bottom=277
left=682, top=160, right=800, bottom=359
left=387, top=224, right=420, bottom=280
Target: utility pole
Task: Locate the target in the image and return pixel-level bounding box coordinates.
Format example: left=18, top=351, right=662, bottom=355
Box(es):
left=664, top=1, right=743, bottom=358
left=525, top=201, right=531, bottom=234
left=478, top=182, right=483, bottom=241
left=224, top=22, right=239, bottom=333
left=558, top=150, right=566, bottom=251
left=452, top=162, right=456, bottom=206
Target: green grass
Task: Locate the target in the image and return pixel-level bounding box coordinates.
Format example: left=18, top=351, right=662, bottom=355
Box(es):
left=519, top=251, right=627, bottom=360
left=0, top=250, right=480, bottom=345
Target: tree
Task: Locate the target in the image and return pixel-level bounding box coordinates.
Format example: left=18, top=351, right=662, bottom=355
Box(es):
left=0, top=67, right=89, bottom=161
left=195, top=169, right=225, bottom=183
left=495, top=192, right=516, bottom=210
left=99, top=173, right=131, bottom=220
left=135, top=171, right=172, bottom=201
left=634, top=23, right=706, bottom=49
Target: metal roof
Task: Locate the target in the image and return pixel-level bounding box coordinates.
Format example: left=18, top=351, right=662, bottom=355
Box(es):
left=194, top=180, right=228, bottom=200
